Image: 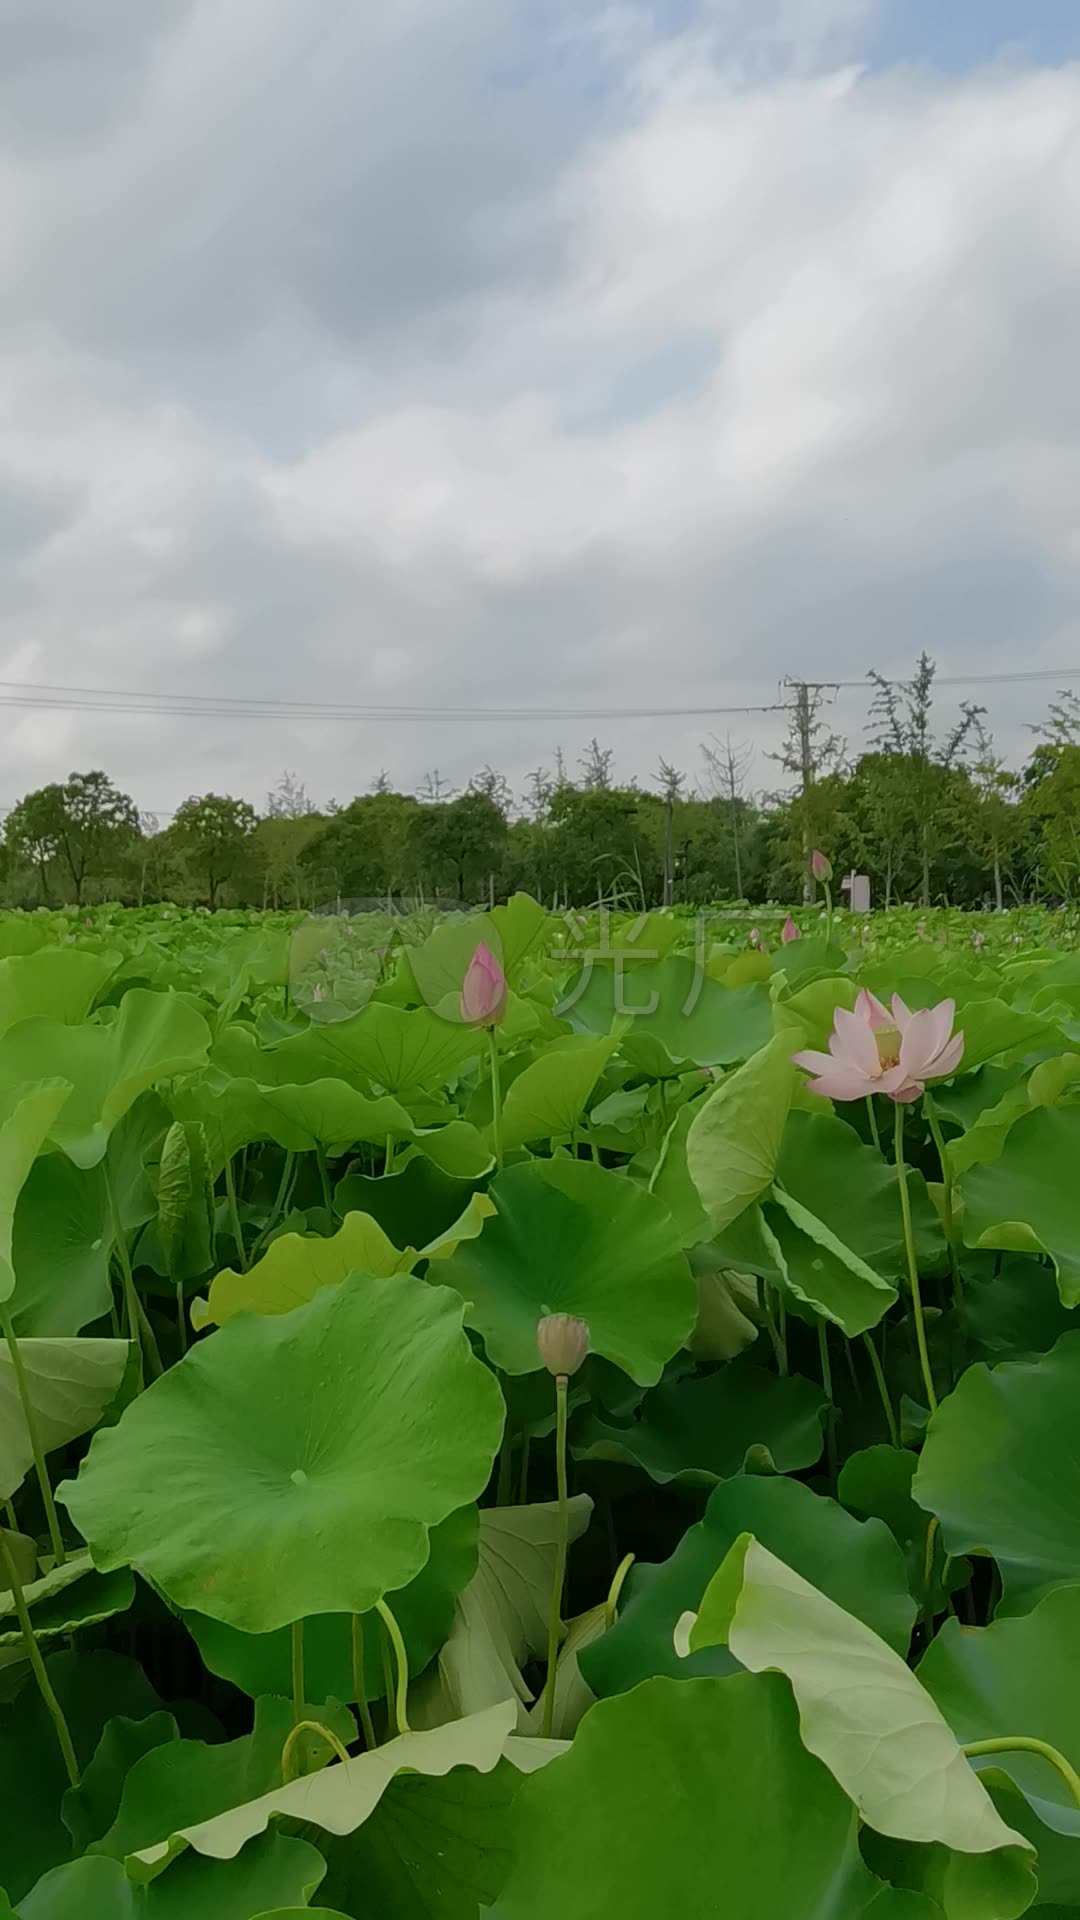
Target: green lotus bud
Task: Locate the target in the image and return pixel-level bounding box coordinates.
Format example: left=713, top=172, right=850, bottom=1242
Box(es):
left=536, top=1313, right=590, bottom=1379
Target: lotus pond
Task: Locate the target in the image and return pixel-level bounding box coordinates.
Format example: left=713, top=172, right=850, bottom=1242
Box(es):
left=4, top=895, right=1080, bottom=1916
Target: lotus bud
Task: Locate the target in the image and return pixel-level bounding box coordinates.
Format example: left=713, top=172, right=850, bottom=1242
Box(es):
left=537, top=1313, right=590, bottom=1379
left=781, top=916, right=800, bottom=944
left=811, top=850, right=833, bottom=883
left=460, top=942, right=507, bottom=1027
left=748, top=927, right=761, bottom=949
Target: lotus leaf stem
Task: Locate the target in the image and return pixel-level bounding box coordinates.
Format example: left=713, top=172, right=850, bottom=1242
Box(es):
left=375, top=1597, right=411, bottom=1736
left=223, top=1155, right=247, bottom=1271
left=1, top=1308, right=66, bottom=1565
left=103, top=1157, right=162, bottom=1384
left=541, top=1373, right=570, bottom=1739
left=605, top=1553, right=636, bottom=1629
left=865, top=1094, right=881, bottom=1152
left=924, top=1094, right=965, bottom=1328
left=861, top=1331, right=899, bottom=1447
left=963, top=1737, right=1080, bottom=1810
left=255, top=1150, right=296, bottom=1257
left=894, top=1101, right=938, bottom=1415
left=351, top=1614, right=377, bottom=1751
left=315, top=1142, right=333, bottom=1214
left=281, top=1717, right=351, bottom=1785
left=291, top=1618, right=305, bottom=1727
left=488, top=1028, right=503, bottom=1170
left=0, top=1525, right=79, bottom=1786
left=817, top=1320, right=837, bottom=1491
left=384, top=1133, right=395, bottom=1176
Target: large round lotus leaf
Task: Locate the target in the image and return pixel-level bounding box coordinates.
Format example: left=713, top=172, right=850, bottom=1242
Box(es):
left=59, top=1274, right=505, bottom=1633
left=0, top=1650, right=160, bottom=1901
left=574, top=1358, right=826, bottom=1486
left=0, top=989, right=211, bottom=1170
left=493, top=1673, right=943, bottom=1919
left=564, top=955, right=772, bottom=1067
left=185, top=1506, right=478, bottom=1702
left=582, top=1473, right=914, bottom=1700
left=918, top=1589, right=1080, bottom=1907
left=913, top=1331, right=1080, bottom=1615
left=960, top=1106, right=1080, bottom=1305
left=12, top=1832, right=328, bottom=1918
left=436, top=1158, right=696, bottom=1383
left=0, top=947, right=119, bottom=1040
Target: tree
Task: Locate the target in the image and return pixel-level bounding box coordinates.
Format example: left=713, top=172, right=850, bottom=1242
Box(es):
left=406, top=790, right=508, bottom=903
left=170, top=794, right=257, bottom=908
left=866, top=655, right=983, bottom=906
left=302, top=791, right=419, bottom=904
left=579, top=738, right=614, bottom=791
left=265, top=771, right=315, bottom=819
left=468, top=766, right=514, bottom=816
left=5, top=771, right=138, bottom=904
left=771, top=685, right=844, bottom=900
left=418, top=768, right=455, bottom=803
left=701, top=735, right=754, bottom=900
left=655, top=761, right=685, bottom=907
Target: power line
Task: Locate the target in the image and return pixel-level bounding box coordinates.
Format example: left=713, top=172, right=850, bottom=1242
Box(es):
left=0, top=679, right=788, bottom=723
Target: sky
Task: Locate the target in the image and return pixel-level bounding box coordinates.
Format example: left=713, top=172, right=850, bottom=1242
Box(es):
left=1, top=0, right=1079, bottom=821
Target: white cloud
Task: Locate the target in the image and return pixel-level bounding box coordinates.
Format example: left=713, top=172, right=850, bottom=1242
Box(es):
left=0, top=2, right=1078, bottom=812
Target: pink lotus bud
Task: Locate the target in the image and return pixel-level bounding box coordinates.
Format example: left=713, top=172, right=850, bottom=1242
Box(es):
left=537, top=1313, right=590, bottom=1379
left=811, top=850, right=832, bottom=883
left=460, top=942, right=507, bottom=1026
left=781, top=917, right=801, bottom=944
left=748, top=928, right=761, bottom=948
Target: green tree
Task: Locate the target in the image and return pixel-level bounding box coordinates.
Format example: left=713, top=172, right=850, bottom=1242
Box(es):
left=170, top=793, right=257, bottom=908
left=406, top=790, right=508, bottom=903
left=866, top=655, right=983, bottom=906
left=5, top=770, right=138, bottom=904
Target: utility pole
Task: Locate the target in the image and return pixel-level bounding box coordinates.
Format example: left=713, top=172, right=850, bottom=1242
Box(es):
left=779, top=679, right=843, bottom=903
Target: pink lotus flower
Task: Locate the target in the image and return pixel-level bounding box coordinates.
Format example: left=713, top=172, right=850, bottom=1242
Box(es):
left=781, top=917, right=801, bottom=944
left=793, top=989, right=963, bottom=1104
left=460, top=941, right=507, bottom=1026
left=749, top=928, right=761, bottom=949
left=811, top=850, right=832, bottom=883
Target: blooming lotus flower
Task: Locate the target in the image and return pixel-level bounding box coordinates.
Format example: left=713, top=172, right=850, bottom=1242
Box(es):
left=793, top=989, right=963, bottom=1104
left=460, top=941, right=507, bottom=1026
left=811, top=850, right=832, bottom=883
left=781, top=916, right=801, bottom=944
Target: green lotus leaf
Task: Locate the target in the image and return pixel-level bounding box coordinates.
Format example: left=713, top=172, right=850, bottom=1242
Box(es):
left=952, top=998, right=1064, bottom=1073
left=60, top=1275, right=504, bottom=1632
left=574, top=1357, right=826, bottom=1486
left=0, top=1336, right=129, bottom=1501
left=959, top=1107, right=1080, bottom=1304
left=408, top=1120, right=493, bottom=1179
left=91, top=1695, right=356, bottom=1863
left=918, top=1589, right=1080, bottom=1907
left=0, top=1083, right=73, bottom=1305
left=0, top=1551, right=134, bottom=1648
left=765, top=1185, right=897, bottom=1336
left=419, top=1190, right=497, bottom=1262
left=913, top=1332, right=1080, bottom=1615
left=775, top=1110, right=944, bottom=1277
left=493, top=1672, right=945, bottom=1919
left=498, top=1036, right=616, bottom=1151
left=839, top=1446, right=966, bottom=1614
left=647, top=1100, right=712, bottom=1249
left=0, top=991, right=211, bottom=1171
left=0, top=1650, right=160, bottom=1900
left=521, top=1604, right=605, bottom=1738
left=156, top=1120, right=215, bottom=1285
left=334, top=1157, right=484, bottom=1256
left=565, top=955, right=772, bottom=1067
left=687, top=1536, right=1027, bottom=1857
left=129, top=1699, right=519, bottom=1882
left=411, top=1497, right=593, bottom=1728
left=269, top=1000, right=482, bottom=1098
left=686, top=1250, right=759, bottom=1360
left=582, top=1473, right=914, bottom=1701
left=201, top=1077, right=415, bottom=1157
left=0, top=948, right=119, bottom=1040
left=686, top=1036, right=795, bottom=1233
left=185, top=1506, right=478, bottom=1703
left=436, top=1158, right=695, bottom=1382
left=62, top=1712, right=179, bottom=1854
left=315, top=1759, right=532, bottom=1919
left=12, top=1832, right=327, bottom=1918
left=199, top=1211, right=412, bottom=1329
left=10, top=1096, right=165, bottom=1336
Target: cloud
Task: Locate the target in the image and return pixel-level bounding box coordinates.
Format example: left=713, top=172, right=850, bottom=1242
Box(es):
left=0, top=1, right=1078, bottom=814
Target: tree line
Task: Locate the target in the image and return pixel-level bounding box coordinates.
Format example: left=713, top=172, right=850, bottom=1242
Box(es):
left=5, top=657, right=1080, bottom=911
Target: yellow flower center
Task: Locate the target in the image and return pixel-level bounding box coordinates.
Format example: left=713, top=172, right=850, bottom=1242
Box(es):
left=875, top=1026, right=901, bottom=1072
